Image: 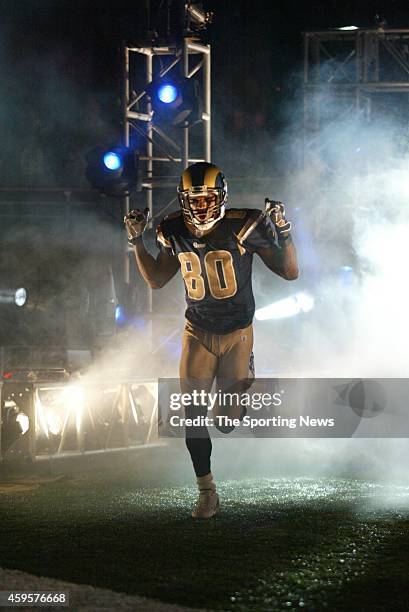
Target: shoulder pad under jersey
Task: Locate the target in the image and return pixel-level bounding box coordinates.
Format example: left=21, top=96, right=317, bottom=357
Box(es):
left=165, top=210, right=183, bottom=221
left=156, top=210, right=183, bottom=250
left=225, top=209, right=248, bottom=219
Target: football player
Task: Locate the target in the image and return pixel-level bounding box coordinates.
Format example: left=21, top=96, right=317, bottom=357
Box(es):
left=124, top=162, right=298, bottom=518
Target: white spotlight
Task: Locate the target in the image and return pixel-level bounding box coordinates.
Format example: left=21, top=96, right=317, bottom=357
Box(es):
left=16, top=412, right=30, bottom=435
left=59, top=386, right=85, bottom=434
left=255, top=292, right=314, bottom=321
left=0, top=288, right=27, bottom=306
left=338, top=25, right=359, bottom=31
left=15, top=288, right=27, bottom=307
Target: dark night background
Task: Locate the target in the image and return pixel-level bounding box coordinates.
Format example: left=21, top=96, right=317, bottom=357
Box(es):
left=1, top=0, right=408, bottom=187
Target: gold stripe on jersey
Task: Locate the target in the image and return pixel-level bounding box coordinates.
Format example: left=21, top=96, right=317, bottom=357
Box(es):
left=156, top=225, right=172, bottom=249
left=237, top=242, right=246, bottom=256
left=236, top=211, right=265, bottom=244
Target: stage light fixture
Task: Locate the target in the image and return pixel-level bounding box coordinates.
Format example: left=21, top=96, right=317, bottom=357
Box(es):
left=114, top=283, right=140, bottom=328
left=157, top=84, right=179, bottom=104
left=85, top=145, right=140, bottom=196
left=185, top=2, right=213, bottom=31
left=0, top=288, right=27, bottom=307
left=148, top=78, right=202, bottom=127
left=115, top=305, right=126, bottom=325
left=255, top=292, right=314, bottom=321
left=15, top=288, right=27, bottom=307
left=103, top=151, right=123, bottom=171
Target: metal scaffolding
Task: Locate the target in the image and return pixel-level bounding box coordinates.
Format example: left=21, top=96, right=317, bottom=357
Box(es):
left=122, top=39, right=211, bottom=280
left=120, top=37, right=211, bottom=340
left=303, top=28, right=409, bottom=154
left=0, top=379, right=159, bottom=464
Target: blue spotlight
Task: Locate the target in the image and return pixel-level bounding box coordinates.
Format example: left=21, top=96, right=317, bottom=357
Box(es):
left=103, top=151, right=123, bottom=171
left=157, top=84, right=178, bottom=104
left=115, top=305, right=126, bottom=326
left=115, top=305, right=143, bottom=328
left=85, top=145, right=139, bottom=196
left=147, top=78, right=202, bottom=126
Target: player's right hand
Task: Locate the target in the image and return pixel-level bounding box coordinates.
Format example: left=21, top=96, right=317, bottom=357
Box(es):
left=124, top=208, right=150, bottom=242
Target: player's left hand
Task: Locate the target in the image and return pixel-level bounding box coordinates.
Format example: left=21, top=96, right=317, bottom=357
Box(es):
left=264, top=198, right=292, bottom=238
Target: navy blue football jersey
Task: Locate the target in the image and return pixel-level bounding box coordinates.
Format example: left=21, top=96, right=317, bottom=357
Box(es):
left=156, top=209, right=277, bottom=334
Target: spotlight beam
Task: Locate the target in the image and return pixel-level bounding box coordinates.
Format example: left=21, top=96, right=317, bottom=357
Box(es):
left=0, top=288, right=27, bottom=307
left=255, top=292, right=314, bottom=321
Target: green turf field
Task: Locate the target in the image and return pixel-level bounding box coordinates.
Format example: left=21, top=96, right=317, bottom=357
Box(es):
left=0, top=473, right=408, bottom=611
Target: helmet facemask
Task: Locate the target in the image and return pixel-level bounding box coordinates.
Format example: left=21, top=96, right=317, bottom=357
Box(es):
left=179, top=185, right=226, bottom=232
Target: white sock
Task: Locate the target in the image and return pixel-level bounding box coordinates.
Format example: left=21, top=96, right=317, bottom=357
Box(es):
left=197, top=471, right=216, bottom=493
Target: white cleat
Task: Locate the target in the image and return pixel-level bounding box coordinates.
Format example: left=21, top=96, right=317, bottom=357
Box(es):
left=192, top=490, right=220, bottom=519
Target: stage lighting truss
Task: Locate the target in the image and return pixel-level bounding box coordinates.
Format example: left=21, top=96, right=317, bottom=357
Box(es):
left=303, top=28, right=409, bottom=160
left=0, top=380, right=159, bottom=462
left=123, top=39, right=211, bottom=229
left=120, top=38, right=211, bottom=325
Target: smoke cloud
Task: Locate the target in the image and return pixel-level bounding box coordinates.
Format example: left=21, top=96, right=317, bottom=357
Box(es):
left=208, top=68, right=409, bottom=488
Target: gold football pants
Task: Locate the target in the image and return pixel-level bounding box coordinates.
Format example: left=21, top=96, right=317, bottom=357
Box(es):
left=179, top=320, right=253, bottom=420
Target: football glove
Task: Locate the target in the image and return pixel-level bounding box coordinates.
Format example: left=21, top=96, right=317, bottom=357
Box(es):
left=124, top=208, right=150, bottom=244
left=264, top=198, right=292, bottom=239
